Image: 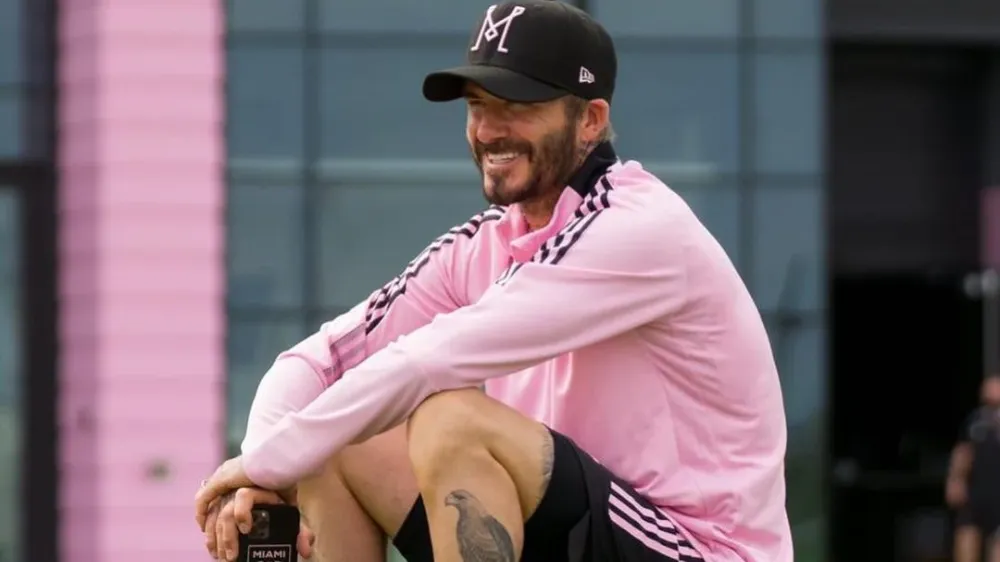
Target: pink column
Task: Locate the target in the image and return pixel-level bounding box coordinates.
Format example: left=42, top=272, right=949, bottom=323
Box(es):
left=58, top=2, right=225, bottom=562
left=985, top=186, right=1000, bottom=268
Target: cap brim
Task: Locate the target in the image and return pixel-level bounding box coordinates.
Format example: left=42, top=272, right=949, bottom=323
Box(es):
left=423, top=65, right=568, bottom=103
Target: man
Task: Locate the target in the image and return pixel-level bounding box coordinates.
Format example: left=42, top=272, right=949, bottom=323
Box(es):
left=947, top=375, right=1000, bottom=562
left=195, top=2, right=793, bottom=561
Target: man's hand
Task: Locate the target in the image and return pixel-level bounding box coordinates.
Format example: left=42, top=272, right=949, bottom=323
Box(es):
left=196, top=456, right=255, bottom=530
left=201, top=487, right=315, bottom=561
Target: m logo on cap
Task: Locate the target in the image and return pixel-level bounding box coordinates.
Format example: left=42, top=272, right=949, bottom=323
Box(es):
left=470, top=4, right=526, bottom=54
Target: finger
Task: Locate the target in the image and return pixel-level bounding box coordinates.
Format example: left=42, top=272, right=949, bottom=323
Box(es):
left=195, top=468, right=225, bottom=528
left=297, top=522, right=315, bottom=559
left=233, top=488, right=283, bottom=535
left=194, top=480, right=215, bottom=533
left=217, top=502, right=238, bottom=562
left=203, top=500, right=221, bottom=558
left=196, top=472, right=240, bottom=528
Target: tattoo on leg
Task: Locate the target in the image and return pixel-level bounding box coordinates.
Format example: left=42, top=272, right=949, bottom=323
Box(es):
left=444, top=490, right=515, bottom=562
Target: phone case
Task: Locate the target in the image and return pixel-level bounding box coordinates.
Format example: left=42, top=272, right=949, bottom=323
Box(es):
left=237, top=504, right=300, bottom=562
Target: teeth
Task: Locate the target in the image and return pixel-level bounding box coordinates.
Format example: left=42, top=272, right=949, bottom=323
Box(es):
left=487, top=152, right=519, bottom=163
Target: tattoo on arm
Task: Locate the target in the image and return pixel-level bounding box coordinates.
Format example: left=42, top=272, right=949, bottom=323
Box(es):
left=445, top=490, right=516, bottom=562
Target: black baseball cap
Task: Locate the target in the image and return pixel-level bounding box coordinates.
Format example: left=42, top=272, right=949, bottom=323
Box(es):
left=422, top=0, right=617, bottom=104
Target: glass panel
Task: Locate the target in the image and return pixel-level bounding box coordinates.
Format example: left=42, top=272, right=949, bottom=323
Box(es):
left=227, top=44, right=305, bottom=162
left=750, top=184, right=825, bottom=313
left=0, top=190, right=21, bottom=562
left=753, top=51, right=823, bottom=175
left=227, top=0, right=305, bottom=31
left=764, top=316, right=827, bottom=562
left=754, top=0, right=822, bottom=39
left=315, top=180, right=488, bottom=308
left=0, top=93, right=22, bottom=158
left=227, top=182, right=306, bottom=308
left=612, top=51, right=740, bottom=174
left=591, top=0, right=739, bottom=38
left=319, top=44, right=471, bottom=159
left=320, top=0, right=488, bottom=33
left=670, top=182, right=742, bottom=268
left=226, top=319, right=308, bottom=455
left=0, top=0, right=21, bottom=85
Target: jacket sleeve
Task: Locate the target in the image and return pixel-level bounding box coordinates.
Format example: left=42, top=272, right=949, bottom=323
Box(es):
left=239, top=208, right=503, bottom=453
left=242, top=207, right=690, bottom=489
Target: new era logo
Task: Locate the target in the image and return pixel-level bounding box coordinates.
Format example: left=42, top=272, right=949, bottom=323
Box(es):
left=579, top=67, right=595, bottom=84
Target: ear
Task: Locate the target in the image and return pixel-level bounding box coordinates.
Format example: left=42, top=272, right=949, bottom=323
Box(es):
left=578, top=99, right=610, bottom=143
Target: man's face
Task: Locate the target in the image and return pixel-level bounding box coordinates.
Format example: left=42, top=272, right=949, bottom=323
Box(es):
left=464, top=85, right=583, bottom=207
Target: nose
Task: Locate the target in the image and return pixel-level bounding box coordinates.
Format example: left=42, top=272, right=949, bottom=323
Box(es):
left=472, top=111, right=508, bottom=145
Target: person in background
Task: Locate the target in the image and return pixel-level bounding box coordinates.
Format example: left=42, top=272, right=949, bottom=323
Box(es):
left=947, top=374, right=1000, bottom=562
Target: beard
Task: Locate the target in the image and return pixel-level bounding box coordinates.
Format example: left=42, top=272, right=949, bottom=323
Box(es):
left=472, top=121, right=581, bottom=207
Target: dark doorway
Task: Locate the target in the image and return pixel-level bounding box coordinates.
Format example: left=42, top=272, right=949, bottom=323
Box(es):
left=0, top=164, right=58, bottom=562
left=830, top=273, right=983, bottom=561
left=830, top=44, right=988, bottom=276
left=829, top=44, right=992, bottom=562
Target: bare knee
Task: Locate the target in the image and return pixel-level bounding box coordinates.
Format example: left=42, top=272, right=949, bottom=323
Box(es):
left=296, top=452, right=350, bottom=525
left=407, top=389, right=494, bottom=475
left=406, top=389, right=553, bottom=514
left=299, top=424, right=418, bottom=538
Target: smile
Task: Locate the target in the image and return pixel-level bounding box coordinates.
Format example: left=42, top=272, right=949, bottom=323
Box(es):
left=484, top=152, right=524, bottom=169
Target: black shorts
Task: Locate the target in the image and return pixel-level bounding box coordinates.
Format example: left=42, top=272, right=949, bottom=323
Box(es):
left=955, top=495, right=1000, bottom=535
left=393, top=429, right=705, bottom=562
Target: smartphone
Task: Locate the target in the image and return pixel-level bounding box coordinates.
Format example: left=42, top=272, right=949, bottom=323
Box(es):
left=237, top=504, right=300, bottom=562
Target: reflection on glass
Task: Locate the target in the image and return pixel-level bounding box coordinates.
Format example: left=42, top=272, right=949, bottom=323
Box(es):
left=0, top=0, right=22, bottom=86
left=753, top=0, right=822, bottom=38
left=319, top=45, right=470, bottom=160
left=0, top=94, right=22, bottom=158
left=750, top=185, right=825, bottom=313
left=753, top=52, right=823, bottom=175
left=227, top=0, right=304, bottom=31
left=610, top=51, right=740, bottom=172
left=764, top=315, right=827, bottom=562
left=319, top=0, right=489, bottom=33
left=591, top=0, right=739, bottom=38
left=227, top=45, right=305, bottom=161
left=315, top=181, right=486, bottom=308
left=227, top=183, right=306, bottom=308
left=0, top=190, right=21, bottom=562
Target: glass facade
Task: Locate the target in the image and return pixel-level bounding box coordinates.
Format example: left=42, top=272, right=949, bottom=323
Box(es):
left=225, top=0, right=827, bottom=559
left=0, top=0, right=51, bottom=161
left=0, top=0, right=23, bottom=158
left=1, top=0, right=37, bottom=559
left=0, top=190, right=20, bottom=562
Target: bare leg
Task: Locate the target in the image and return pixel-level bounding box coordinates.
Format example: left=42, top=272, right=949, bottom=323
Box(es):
left=406, top=389, right=555, bottom=562
left=297, top=424, right=419, bottom=562
left=955, top=525, right=982, bottom=562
